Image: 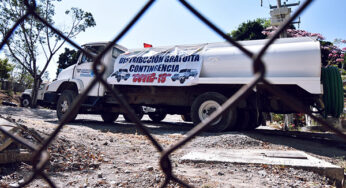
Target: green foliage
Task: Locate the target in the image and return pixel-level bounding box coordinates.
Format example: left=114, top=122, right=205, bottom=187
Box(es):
left=229, top=18, right=268, bottom=41
left=272, top=114, right=284, bottom=123
left=342, top=65, right=346, bottom=75
left=65, top=8, right=96, bottom=34
left=0, top=0, right=96, bottom=107
left=320, top=41, right=334, bottom=66
left=0, top=0, right=96, bottom=79
left=13, top=66, right=34, bottom=88
left=56, top=48, right=80, bottom=77
left=256, top=18, right=271, bottom=29
left=20, top=72, right=34, bottom=88
left=0, top=58, right=14, bottom=80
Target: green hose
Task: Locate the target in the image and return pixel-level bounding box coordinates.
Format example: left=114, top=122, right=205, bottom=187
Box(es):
left=322, top=66, right=344, bottom=118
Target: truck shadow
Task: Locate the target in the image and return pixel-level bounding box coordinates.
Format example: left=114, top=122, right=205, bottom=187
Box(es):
left=46, top=116, right=346, bottom=159
left=49, top=118, right=196, bottom=135
left=0, top=106, right=56, bottom=119
left=243, top=129, right=346, bottom=159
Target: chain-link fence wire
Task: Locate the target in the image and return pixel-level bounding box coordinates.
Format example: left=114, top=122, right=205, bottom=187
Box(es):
left=0, top=0, right=345, bottom=187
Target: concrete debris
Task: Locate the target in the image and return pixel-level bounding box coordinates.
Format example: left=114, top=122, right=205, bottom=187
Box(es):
left=181, top=149, right=345, bottom=186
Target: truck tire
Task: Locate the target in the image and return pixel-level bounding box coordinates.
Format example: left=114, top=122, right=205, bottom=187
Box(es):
left=101, top=112, right=119, bottom=123
left=20, top=96, right=31, bottom=107
left=179, top=77, right=185, bottom=84
left=57, top=90, right=77, bottom=122
left=235, top=110, right=263, bottom=131
left=243, top=110, right=260, bottom=130
left=191, top=92, right=237, bottom=132
left=236, top=110, right=249, bottom=131
left=248, top=112, right=264, bottom=130
left=123, top=111, right=144, bottom=122
left=148, top=111, right=167, bottom=122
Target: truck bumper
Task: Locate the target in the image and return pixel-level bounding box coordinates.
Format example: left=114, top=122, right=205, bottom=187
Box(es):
left=43, top=92, right=59, bottom=105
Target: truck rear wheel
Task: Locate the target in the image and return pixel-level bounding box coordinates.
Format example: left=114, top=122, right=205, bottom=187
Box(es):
left=123, top=111, right=144, bottom=122
left=191, top=92, right=237, bottom=132
left=235, top=110, right=262, bottom=131
left=148, top=111, right=167, bottom=122
left=235, top=110, right=250, bottom=131
left=101, top=112, right=119, bottom=123
left=57, top=90, right=77, bottom=122
left=246, top=111, right=264, bottom=130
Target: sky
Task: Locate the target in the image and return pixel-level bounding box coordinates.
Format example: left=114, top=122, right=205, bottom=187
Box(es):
left=5, top=0, right=346, bottom=79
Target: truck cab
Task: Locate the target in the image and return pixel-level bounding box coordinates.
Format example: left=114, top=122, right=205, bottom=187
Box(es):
left=44, top=42, right=127, bottom=119
left=20, top=83, right=49, bottom=107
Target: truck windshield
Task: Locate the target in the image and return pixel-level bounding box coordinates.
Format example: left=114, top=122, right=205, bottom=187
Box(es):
left=80, top=45, right=105, bottom=64
left=85, top=45, right=105, bottom=55
left=112, top=47, right=124, bottom=59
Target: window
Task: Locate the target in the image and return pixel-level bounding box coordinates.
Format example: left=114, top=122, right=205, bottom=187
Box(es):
left=80, top=53, right=92, bottom=64
left=39, top=84, right=45, bottom=90
left=112, top=47, right=124, bottom=59
left=85, top=45, right=105, bottom=54
left=79, top=45, right=105, bottom=64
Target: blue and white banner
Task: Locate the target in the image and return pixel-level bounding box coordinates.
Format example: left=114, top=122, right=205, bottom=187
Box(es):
left=107, top=44, right=205, bottom=86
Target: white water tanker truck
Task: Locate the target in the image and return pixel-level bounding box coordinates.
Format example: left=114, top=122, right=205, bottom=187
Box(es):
left=43, top=37, right=344, bottom=132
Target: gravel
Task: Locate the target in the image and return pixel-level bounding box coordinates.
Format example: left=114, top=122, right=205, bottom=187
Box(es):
left=0, top=106, right=344, bottom=187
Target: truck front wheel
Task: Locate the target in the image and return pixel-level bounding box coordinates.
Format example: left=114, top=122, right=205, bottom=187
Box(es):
left=191, top=92, right=237, bottom=132
left=57, top=90, right=77, bottom=122
left=101, top=112, right=119, bottom=123
left=20, top=96, right=31, bottom=107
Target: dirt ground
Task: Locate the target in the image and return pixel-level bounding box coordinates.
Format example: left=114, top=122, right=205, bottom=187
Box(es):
left=0, top=106, right=345, bottom=188
left=0, top=90, right=20, bottom=105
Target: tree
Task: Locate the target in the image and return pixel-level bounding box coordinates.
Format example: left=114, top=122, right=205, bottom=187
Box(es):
left=0, top=58, right=14, bottom=80
left=17, top=70, right=34, bottom=88
left=56, top=48, right=80, bottom=77
left=0, top=0, right=96, bottom=107
left=11, top=64, right=34, bottom=88
left=228, top=18, right=270, bottom=41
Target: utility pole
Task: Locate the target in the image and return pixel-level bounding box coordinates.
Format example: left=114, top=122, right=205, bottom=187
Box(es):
left=267, top=0, right=301, bottom=130
left=277, top=0, right=282, bottom=8
left=269, top=0, right=300, bottom=38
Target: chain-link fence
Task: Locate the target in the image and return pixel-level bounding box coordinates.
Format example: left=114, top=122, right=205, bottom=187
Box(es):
left=0, top=0, right=345, bottom=187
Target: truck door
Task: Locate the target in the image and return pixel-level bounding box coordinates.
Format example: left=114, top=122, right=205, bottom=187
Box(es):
left=37, top=83, right=47, bottom=101
left=97, top=46, right=126, bottom=96
left=73, top=45, right=105, bottom=96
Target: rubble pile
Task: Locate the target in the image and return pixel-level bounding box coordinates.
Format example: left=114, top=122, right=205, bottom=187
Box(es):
left=47, top=137, right=103, bottom=172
